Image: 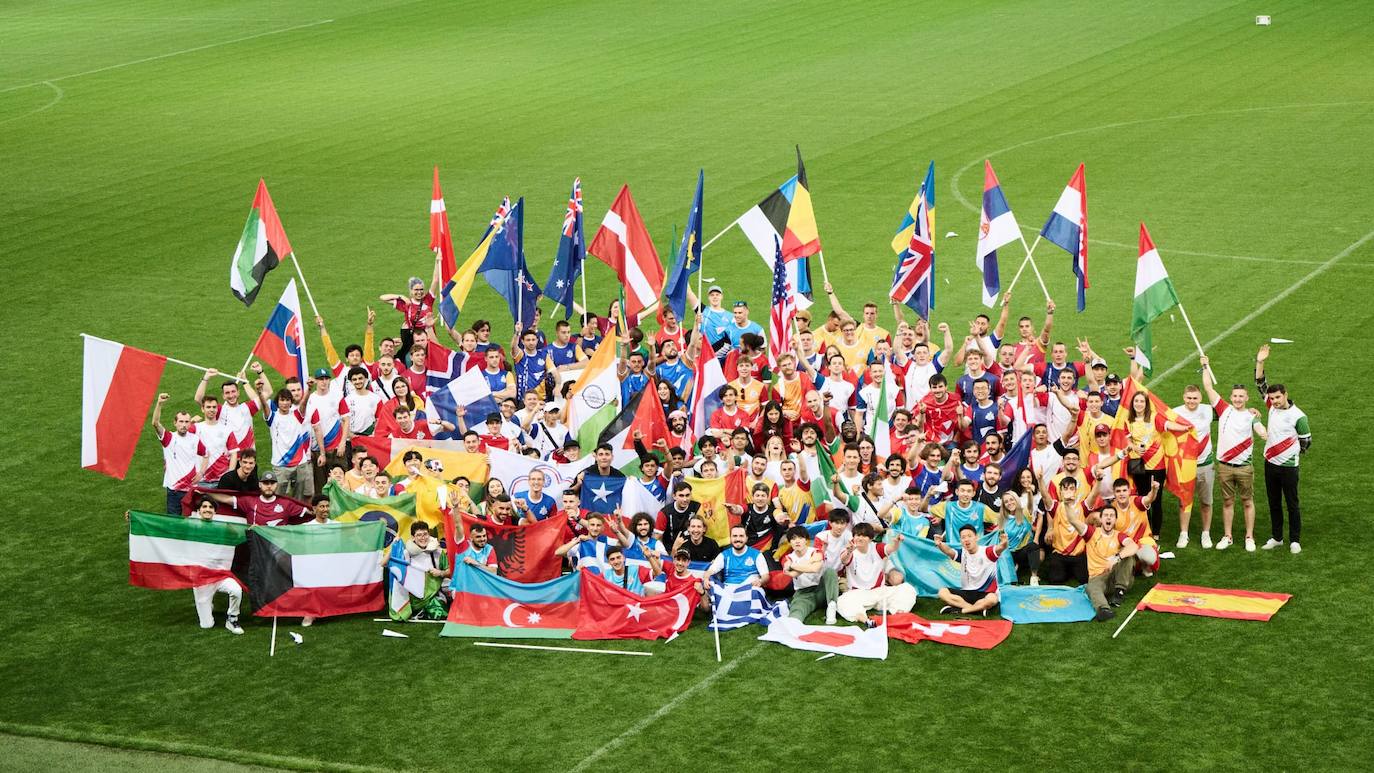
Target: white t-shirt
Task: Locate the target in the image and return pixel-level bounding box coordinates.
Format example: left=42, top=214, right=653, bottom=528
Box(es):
left=783, top=546, right=825, bottom=590
left=819, top=378, right=855, bottom=415
left=1173, top=403, right=1215, bottom=466
left=159, top=429, right=204, bottom=490
left=956, top=545, right=1000, bottom=591
left=1213, top=399, right=1259, bottom=465
left=218, top=400, right=258, bottom=447
left=843, top=543, right=891, bottom=591
left=265, top=408, right=311, bottom=467
left=815, top=529, right=852, bottom=571
left=903, top=361, right=938, bottom=408
left=1031, top=444, right=1063, bottom=480
left=192, top=421, right=233, bottom=464
left=341, top=390, right=382, bottom=435
left=880, top=476, right=911, bottom=505
left=306, top=391, right=342, bottom=451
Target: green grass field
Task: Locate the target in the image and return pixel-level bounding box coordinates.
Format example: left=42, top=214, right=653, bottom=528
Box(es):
left=3, top=0, right=1373, bottom=770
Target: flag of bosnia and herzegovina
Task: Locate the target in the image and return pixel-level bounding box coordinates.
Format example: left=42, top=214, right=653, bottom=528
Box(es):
left=230, top=179, right=295, bottom=307
left=247, top=521, right=385, bottom=619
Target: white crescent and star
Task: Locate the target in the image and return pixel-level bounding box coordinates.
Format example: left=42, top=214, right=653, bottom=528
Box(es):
left=625, top=603, right=645, bottom=621
left=669, top=594, right=690, bottom=630
left=501, top=604, right=544, bottom=627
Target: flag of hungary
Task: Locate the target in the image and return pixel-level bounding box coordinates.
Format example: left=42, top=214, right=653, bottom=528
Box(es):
left=230, top=179, right=294, bottom=307
left=1131, top=224, right=1181, bottom=374
left=247, top=521, right=385, bottom=619
left=128, top=510, right=246, bottom=590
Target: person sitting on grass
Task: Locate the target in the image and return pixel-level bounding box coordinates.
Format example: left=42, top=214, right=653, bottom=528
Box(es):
left=934, top=524, right=1008, bottom=617
left=837, top=567, right=917, bottom=624
left=1067, top=503, right=1139, bottom=622
left=384, top=521, right=451, bottom=621
left=782, top=526, right=841, bottom=625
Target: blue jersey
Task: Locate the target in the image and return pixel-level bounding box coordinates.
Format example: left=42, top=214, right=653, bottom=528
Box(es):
left=700, top=308, right=733, bottom=346
left=482, top=368, right=510, bottom=394
left=572, top=535, right=616, bottom=574
left=604, top=566, right=648, bottom=595
left=621, top=372, right=650, bottom=406
left=715, top=546, right=766, bottom=585
left=547, top=341, right=579, bottom=367
left=1041, top=361, right=1084, bottom=389
left=450, top=544, right=495, bottom=587
left=956, top=372, right=1000, bottom=406
left=942, top=500, right=988, bottom=543
left=516, top=491, right=556, bottom=521
left=969, top=400, right=1002, bottom=444
left=958, top=463, right=985, bottom=485
left=656, top=359, right=692, bottom=399
left=513, top=350, right=548, bottom=396
left=725, top=321, right=764, bottom=349
left=914, top=466, right=948, bottom=502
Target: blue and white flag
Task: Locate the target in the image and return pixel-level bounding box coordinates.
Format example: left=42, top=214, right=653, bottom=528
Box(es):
left=579, top=472, right=627, bottom=515
left=429, top=365, right=499, bottom=430
left=999, top=585, right=1096, bottom=624
left=543, top=178, right=585, bottom=318
left=708, top=582, right=788, bottom=631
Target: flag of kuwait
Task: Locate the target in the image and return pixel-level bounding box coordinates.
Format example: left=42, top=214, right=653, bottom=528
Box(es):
left=247, top=521, right=385, bottom=618
left=230, top=179, right=294, bottom=307
left=129, top=511, right=246, bottom=589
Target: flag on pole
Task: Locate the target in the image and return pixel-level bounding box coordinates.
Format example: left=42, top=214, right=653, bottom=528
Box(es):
left=588, top=185, right=665, bottom=322
left=566, top=336, right=621, bottom=450
left=543, top=178, right=585, bottom=318
left=734, top=147, right=819, bottom=305
left=430, top=167, right=457, bottom=282
left=892, top=161, right=936, bottom=256
left=767, top=236, right=796, bottom=370
left=867, top=366, right=893, bottom=458
left=1136, top=584, right=1291, bottom=621
left=662, top=170, right=704, bottom=320
left=247, top=521, right=386, bottom=618
left=1130, top=223, right=1182, bottom=374
left=708, top=582, right=788, bottom=630
left=687, top=333, right=727, bottom=445
left=1040, top=164, right=1089, bottom=311
left=758, top=617, right=888, bottom=659
left=229, top=179, right=294, bottom=307
left=890, top=181, right=935, bottom=319
left=81, top=336, right=167, bottom=479
left=480, top=197, right=542, bottom=331
left=128, top=511, right=246, bottom=589
left=250, top=278, right=308, bottom=386
left=976, top=161, right=1019, bottom=308
left=439, top=197, right=510, bottom=329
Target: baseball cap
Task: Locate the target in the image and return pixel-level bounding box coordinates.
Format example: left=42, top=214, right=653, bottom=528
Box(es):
left=733, top=300, right=748, bottom=308
left=484, top=412, right=502, bottom=424
left=707, top=285, right=723, bottom=294
left=673, top=549, right=691, bottom=560
left=312, top=367, right=330, bottom=379
left=1090, top=357, right=1107, bottom=368
left=1105, top=372, right=1122, bottom=383
left=1094, top=423, right=1111, bottom=435
left=260, top=471, right=279, bottom=482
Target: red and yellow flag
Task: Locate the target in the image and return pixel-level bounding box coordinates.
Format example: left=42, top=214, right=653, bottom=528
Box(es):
left=681, top=467, right=747, bottom=546
left=1109, top=378, right=1202, bottom=510
left=1138, top=584, right=1291, bottom=621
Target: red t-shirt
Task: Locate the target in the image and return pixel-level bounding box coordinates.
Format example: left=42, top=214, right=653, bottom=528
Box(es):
left=391, top=294, right=435, bottom=330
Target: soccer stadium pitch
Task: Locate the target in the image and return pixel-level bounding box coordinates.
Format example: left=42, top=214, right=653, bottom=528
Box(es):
left=3, top=1, right=1372, bottom=770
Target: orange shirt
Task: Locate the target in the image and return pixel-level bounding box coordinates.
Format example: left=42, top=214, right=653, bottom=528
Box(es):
left=1084, top=524, right=1129, bottom=576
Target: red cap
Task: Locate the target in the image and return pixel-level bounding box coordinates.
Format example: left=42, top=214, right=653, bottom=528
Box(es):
left=1094, top=423, right=1111, bottom=435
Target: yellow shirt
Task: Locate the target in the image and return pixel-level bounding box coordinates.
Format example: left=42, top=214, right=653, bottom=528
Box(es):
left=856, top=324, right=890, bottom=351
left=1048, top=503, right=1086, bottom=555
left=732, top=378, right=767, bottom=416
left=776, top=482, right=815, bottom=523
left=812, top=326, right=841, bottom=352
left=833, top=337, right=871, bottom=373
left=1084, top=525, right=1128, bottom=576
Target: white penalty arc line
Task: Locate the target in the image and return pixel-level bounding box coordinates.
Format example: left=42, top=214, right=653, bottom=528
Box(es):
left=1147, top=227, right=1374, bottom=386
left=0, top=81, right=61, bottom=125
left=567, top=643, right=765, bottom=773
left=948, top=101, right=1374, bottom=262
left=0, top=18, right=335, bottom=95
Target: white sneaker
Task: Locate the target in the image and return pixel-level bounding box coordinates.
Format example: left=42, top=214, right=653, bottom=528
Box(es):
left=1029, top=575, right=1041, bottom=587
left=1176, top=533, right=1189, bottom=549
left=301, top=617, right=315, bottom=627
left=1200, top=533, right=1213, bottom=549
left=1261, top=538, right=1284, bottom=550
left=1290, top=542, right=1302, bottom=554
left=824, top=601, right=837, bottom=626
left=1245, top=537, right=1256, bottom=552
left=1215, top=535, right=1233, bottom=550
left=224, top=616, right=244, bottom=635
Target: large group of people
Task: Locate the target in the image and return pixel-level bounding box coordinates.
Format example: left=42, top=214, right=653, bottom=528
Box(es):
left=147, top=250, right=1313, bottom=633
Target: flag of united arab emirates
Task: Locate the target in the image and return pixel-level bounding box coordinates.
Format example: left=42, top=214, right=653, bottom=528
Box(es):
left=247, top=521, right=385, bottom=618
left=230, top=179, right=294, bottom=307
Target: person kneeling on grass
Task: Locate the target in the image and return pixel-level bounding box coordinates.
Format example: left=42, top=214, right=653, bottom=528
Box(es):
left=783, top=526, right=841, bottom=625
left=186, top=497, right=244, bottom=635
left=383, top=521, right=452, bottom=621
left=1068, top=504, right=1139, bottom=622
left=934, top=525, right=1008, bottom=617
left=836, top=568, right=917, bottom=624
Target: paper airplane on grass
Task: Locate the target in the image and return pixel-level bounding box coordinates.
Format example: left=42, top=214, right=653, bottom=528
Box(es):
left=1270, top=338, right=1293, bottom=344
left=288, top=632, right=303, bottom=645
left=382, top=629, right=409, bottom=639
left=944, top=231, right=958, bottom=238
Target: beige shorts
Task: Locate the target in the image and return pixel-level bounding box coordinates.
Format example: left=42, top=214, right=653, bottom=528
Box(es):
left=1217, top=462, right=1253, bottom=501
left=1195, top=464, right=1215, bottom=507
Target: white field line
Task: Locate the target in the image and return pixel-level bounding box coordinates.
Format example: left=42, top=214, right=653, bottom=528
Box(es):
left=949, top=101, right=1374, bottom=264
left=567, top=643, right=765, bottom=772
left=0, top=18, right=334, bottom=95
left=1147, top=227, right=1374, bottom=385
left=0, top=81, right=62, bottom=125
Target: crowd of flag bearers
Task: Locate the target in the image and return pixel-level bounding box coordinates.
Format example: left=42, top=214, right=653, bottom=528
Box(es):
left=95, top=158, right=1311, bottom=646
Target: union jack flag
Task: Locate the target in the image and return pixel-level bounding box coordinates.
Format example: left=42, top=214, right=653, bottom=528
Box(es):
left=491, top=196, right=512, bottom=233
left=562, top=178, right=583, bottom=237
left=890, top=188, right=934, bottom=319
left=768, top=236, right=795, bottom=368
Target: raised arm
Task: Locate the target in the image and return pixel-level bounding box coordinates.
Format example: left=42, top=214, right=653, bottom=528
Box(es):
left=1039, top=299, right=1055, bottom=345
left=823, top=281, right=853, bottom=322
left=992, top=291, right=1012, bottom=340
left=1254, top=344, right=1269, bottom=393
left=1200, top=355, right=1222, bottom=405
left=150, top=392, right=169, bottom=436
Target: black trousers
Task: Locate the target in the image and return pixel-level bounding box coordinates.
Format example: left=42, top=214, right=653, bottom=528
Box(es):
left=1131, top=467, right=1167, bottom=537
left=1263, top=463, right=1302, bottom=543
left=1042, top=550, right=1087, bottom=585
